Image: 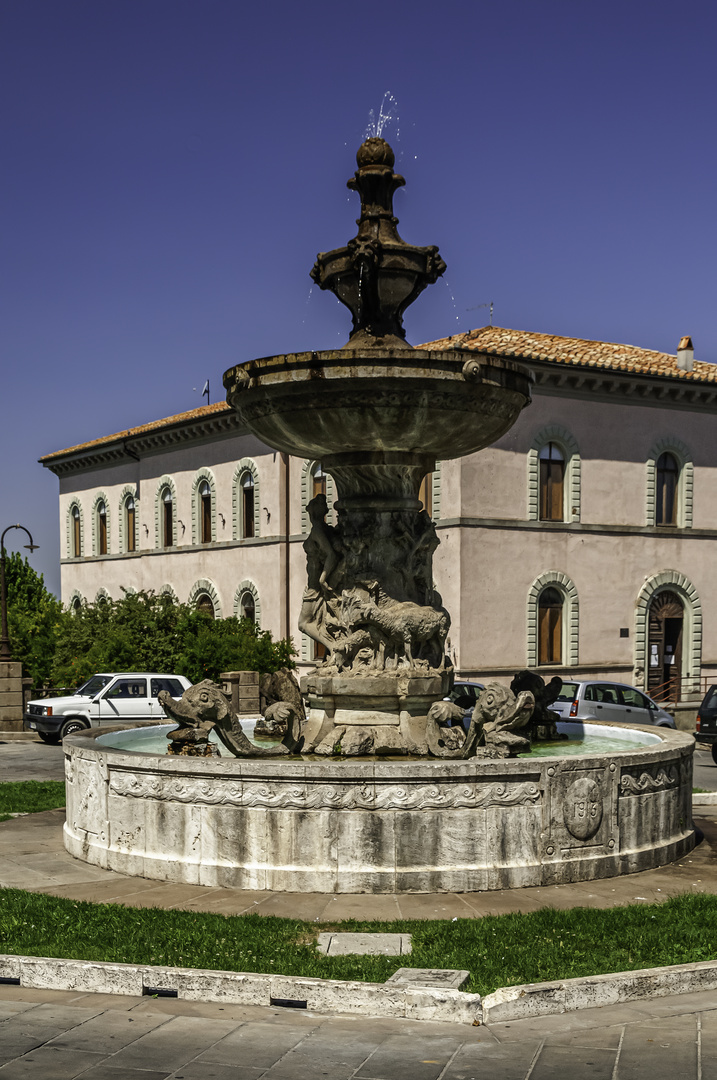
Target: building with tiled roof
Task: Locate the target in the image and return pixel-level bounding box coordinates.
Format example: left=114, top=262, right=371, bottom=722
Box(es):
left=42, top=327, right=717, bottom=707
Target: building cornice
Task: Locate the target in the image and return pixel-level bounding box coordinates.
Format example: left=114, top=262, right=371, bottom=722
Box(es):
left=41, top=407, right=245, bottom=477
left=529, top=360, right=717, bottom=411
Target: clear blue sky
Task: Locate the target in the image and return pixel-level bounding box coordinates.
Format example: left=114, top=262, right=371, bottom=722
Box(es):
left=2, top=0, right=716, bottom=595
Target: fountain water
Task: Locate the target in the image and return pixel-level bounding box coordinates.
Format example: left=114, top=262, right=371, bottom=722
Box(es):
left=63, top=139, right=695, bottom=892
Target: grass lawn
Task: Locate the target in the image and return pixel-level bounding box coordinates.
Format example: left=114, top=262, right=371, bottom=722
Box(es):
left=0, top=781, right=66, bottom=822
left=1, top=780, right=715, bottom=994
left=0, top=888, right=716, bottom=995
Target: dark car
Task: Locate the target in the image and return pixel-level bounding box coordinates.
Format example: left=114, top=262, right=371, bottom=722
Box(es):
left=695, top=685, right=717, bottom=763
left=444, top=680, right=484, bottom=728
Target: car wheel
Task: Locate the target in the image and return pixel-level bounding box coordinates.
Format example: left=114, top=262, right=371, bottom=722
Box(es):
left=61, top=719, right=88, bottom=739
left=712, top=743, right=717, bottom=766
left=38, top=731, right=60, bottom=745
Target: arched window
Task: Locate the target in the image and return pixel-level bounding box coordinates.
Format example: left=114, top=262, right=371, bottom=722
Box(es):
left=538, top=587, right=563, bottom=664
left=301, top=460, right=336, bottom=532
left=527, top=571, right=579, bottom=668
left=71, top=505, right=82, bottom=558
left=69, top=591, right=83, bottom=613
left=199, top=480, right=212, bottom=543
left=239, top=590, right=255, bottom=622
left=646, top=438, right=693, bottom=529
left=234, top=580, right=260, bottom=627
left=241, top=472, right=255, bottom=539
left=311, top=462, right=327, bottom=500
left=528, top=427, right=581, bottom=523
left=656, top=452, right=679, bottom=526
left=189, top=578, right=222, bottom=618
left=125, top=496, right=136, bottom=552
left=539, top=443, right=565, bottom=521
left=196, top=592, right=215, bottom=618
left=97, top=501, right=107, bottom=555
left=161, top=487, right=174, bottom=547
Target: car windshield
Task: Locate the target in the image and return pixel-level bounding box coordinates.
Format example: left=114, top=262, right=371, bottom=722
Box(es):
left=703, top=686, right=717, bottom=710
left=76, top=675, right=113, bottom=697
left=556, top=681, right=578, bottom=702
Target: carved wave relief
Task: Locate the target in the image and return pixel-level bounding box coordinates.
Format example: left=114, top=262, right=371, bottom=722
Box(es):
left=108, top=770, right=541, bottom=811
left=619, top=766, right=679, bottom=796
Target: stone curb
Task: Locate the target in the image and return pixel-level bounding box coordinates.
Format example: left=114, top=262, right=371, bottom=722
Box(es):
left=481, top=959, right=717, bottom=1023
left=692, top=792, right=717, bottom=805
left=4, top=953, right=717, bottom=1026
left=0, top=954, right=481, bottom=1025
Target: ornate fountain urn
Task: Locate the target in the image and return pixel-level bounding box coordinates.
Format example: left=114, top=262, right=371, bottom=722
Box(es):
left=224, top=138, right=533, bottom=756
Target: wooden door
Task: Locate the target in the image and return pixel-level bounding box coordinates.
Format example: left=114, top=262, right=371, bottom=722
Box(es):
left=647, top=591, right=683, bottom=701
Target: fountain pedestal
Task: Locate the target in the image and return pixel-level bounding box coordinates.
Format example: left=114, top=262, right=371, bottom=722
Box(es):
left=223, top=138, right=534, bottom=755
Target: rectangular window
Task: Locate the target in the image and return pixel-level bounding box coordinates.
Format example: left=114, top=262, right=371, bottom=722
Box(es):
left=540, top=459, right=564, bottom=521
left=126, top=506, right=136, bottom=552
left=243, top=486, right=255, bottom=538
left=201, top=494, right=212, bottom=543
left=151, top=678, right=184, bottom=698
left=164, top=501, right=173, bottom=547
left=106, top=678, right=147, bottom=699
left=538, top=603, right=561, bottom=664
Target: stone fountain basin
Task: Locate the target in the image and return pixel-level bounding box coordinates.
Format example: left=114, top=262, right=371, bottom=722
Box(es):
left=223, top=348, right=532, bottom=460
left=63, top=722, right=694, bottom=894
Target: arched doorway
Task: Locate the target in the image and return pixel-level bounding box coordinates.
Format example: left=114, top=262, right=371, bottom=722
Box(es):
left=647, top=590, right=684, bottom=702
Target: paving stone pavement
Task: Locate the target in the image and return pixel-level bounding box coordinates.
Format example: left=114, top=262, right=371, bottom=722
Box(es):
left=1, top=984, right=717, bottom=1079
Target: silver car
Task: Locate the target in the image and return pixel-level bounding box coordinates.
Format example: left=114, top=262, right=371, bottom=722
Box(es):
left=550, top=680, right=675, bottom=728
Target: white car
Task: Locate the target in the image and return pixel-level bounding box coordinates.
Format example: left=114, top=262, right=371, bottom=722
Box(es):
left=24, top=672, right=192, bottom=743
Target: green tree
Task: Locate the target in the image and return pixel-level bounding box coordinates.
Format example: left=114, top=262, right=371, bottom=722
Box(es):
left=49, top=590, right=295, bottom=687
left=3, top=553, right=61, bottom=685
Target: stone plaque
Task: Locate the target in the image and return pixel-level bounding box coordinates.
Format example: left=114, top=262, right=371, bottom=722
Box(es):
left=386, top=967, right=470, bottom=989
left=563, top=777, right=603, bottom=840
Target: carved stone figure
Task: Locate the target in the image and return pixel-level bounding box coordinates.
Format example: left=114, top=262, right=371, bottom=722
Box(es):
left=347, top=597, right=449, bottom=671
left=256, top=668, right=306, bottom=737
left=425, top=700, right=466, bottom=757
left=510, top=670, right=566, bottom=741
left=461, top=683, right=535, bottom=759
left=297, top=493, right=345, bottom=660
left=159, top=680, right=297, bottom=758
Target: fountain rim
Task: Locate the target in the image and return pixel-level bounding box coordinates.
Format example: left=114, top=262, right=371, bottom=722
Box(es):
left=76, top=720, right=692, bottom=775
left=223, top=347, right=535, bottom=388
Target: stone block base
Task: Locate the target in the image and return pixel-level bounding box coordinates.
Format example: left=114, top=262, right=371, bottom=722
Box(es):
left=0, top=662, right=24, bottom=724
left=301, top=670, right=452, bottom=755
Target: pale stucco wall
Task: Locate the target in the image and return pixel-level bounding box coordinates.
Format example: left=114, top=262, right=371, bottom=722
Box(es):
left=53, top=378, right=717, bottom=692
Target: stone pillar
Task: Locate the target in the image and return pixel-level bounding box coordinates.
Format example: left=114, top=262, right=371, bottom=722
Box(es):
left=0, top=661, right=24, bottom=731
left=220, top=671, right=260, bottom=716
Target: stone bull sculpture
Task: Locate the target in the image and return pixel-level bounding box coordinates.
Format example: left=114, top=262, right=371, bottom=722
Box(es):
left=158, top=681, right=300, bottom=758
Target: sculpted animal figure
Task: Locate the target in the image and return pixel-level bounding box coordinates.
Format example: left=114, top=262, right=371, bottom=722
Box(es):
left=510, top=670, right=566, bottom=742
left=461, top=682, right=535, bottom=759
left=349, top=598, right=449, bottom=670
left=425, top=700, right=466, bottom=757
left=158, top=680, right=295, bottom=758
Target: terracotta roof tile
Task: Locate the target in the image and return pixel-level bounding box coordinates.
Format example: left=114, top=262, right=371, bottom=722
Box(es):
left=40, top=402, right=232, bottom=462
left=421, top=326, right=717, bottom=383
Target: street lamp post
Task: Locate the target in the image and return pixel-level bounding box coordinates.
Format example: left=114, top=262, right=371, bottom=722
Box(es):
left=0, top=525, right=39, bottom=661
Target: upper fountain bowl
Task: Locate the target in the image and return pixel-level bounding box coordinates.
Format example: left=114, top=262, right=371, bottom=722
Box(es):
left=223, top=347, right=533, bottom=461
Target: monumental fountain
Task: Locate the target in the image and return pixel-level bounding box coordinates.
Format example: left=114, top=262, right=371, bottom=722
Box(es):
left=63, top=138, right=695, bottom=892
